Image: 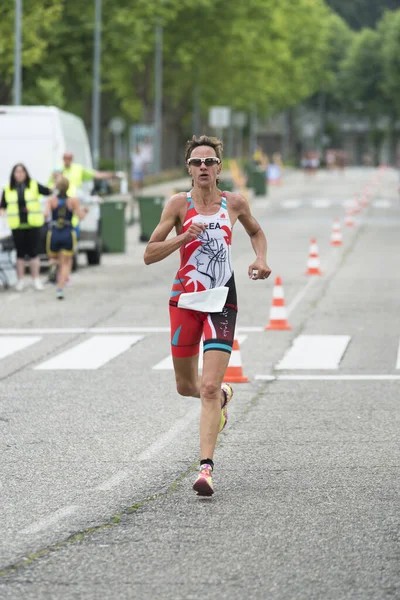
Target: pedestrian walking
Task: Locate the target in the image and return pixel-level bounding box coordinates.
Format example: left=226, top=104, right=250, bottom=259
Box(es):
left=44, top=176, right=88, bottom=300
left=130, top=145, right=147, bottom=195
left=144, top=135, right=271, bottom=496
left=0, top=163, right=51, bottom=291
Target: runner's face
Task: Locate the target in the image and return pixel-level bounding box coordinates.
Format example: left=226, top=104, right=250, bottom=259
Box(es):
left=188, top=146, right=221, bottom=189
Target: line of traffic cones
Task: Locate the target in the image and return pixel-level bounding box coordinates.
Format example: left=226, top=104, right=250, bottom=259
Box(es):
left=223, top=166, right=387, bottom=384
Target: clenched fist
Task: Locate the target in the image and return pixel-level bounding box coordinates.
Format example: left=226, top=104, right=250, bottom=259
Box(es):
left=183, top=222, right=208, bottom=242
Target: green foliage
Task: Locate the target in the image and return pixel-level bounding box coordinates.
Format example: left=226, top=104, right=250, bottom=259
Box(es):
left=325, top=0, right=399, bottom=30
left=338, top=28, right=384, bottom=119
left=379, top=10, right=400, bottom=115
left=0, top=1, right=62, bottom=103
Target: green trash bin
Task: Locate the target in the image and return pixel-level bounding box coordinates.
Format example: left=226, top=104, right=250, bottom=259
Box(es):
left=252, top=168, right=267, bottom=196
left=218, top=179, right=234, bottom=192
left=137, top=195, right=164, bottom=242
left=100, top=198, right=127, bottom=253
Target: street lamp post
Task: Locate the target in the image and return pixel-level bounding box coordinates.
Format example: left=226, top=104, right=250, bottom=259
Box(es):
left=13, top=0, right=22, bottom=105
left=153, top=21, right=163, bottom=175
left=91, top=0, right=102, bottom=169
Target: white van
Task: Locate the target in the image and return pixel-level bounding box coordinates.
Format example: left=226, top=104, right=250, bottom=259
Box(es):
left=0, top=105, right=102, bottom=265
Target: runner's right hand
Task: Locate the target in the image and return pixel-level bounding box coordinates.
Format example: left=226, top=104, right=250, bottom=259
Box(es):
left=183, top=222, right=207, bottom=242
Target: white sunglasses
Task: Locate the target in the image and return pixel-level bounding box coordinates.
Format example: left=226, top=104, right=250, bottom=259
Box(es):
left=187, top=157, right=221, bottom=167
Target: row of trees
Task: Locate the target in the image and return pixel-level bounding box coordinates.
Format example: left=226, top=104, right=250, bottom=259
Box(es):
left=0, top=1, right=399, bottom=164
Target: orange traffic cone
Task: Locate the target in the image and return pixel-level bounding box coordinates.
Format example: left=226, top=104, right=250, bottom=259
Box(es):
left=330, top=219, right=343, bottom=246
left=265, top=276, right=292, bottom=330
left=353, top=195, right=361, bottom=213
left=344, top=208, right=355, bottom=227
left=305, top=239, right=322, bottom=275
left=223, top=339, right=249, bottom=383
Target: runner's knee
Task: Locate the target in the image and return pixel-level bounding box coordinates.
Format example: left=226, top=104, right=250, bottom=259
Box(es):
left=200, top=380, right=221, bottom=401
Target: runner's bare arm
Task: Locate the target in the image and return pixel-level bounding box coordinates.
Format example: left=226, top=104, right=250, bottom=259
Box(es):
left=234, top=194, right=271, bottom=280
left=144, top=195, right=206, bottom=265
left=43, top=196, right=56, bottom=219
left=70, top=198, right=88, bottom=220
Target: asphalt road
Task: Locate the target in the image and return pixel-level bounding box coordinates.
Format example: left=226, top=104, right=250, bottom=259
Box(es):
left=0, top=167, right=399, bottom=599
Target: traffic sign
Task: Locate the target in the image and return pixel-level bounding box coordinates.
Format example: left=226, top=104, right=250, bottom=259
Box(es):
left=109, top=117, right=126, bottom=135
left=209, top=106, right=231, bottom=129
left=232, top=112, right=247, bottom=128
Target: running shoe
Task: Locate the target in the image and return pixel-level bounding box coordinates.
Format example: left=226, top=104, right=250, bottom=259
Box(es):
left=193, top=464, right=214, bottom=496
left=33, top=278, right=44, bottom=291
left=56, top=289, right=64, bottom=300
left=219, top=383, right=233, bottom=433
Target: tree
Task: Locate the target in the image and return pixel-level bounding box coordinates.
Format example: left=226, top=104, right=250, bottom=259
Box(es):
left=338, top=28, right=388, bottom=163
left=0, top=1, right=62, bottom=104
left=378, top=9, right=400, bottom=163
left=325, top=0, right=400, bottom=30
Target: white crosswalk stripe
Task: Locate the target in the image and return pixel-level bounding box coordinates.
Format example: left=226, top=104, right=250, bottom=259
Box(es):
left=0, top=332, right=400, bottom=374
left=153, top=335, right=247, bottom=371
left=34, top=335, right=143, bottom=370
left=396, top=342, right=400, bottom=370
left=275, top=335, right=351, bottom=370
left=312, top=199, right=332, bottom=208
left=0, top=336, right=42, bottom=360
left=279, top=199, right=393, bottom=210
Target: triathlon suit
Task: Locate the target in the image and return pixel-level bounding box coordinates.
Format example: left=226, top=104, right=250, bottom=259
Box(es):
left=46, top=196, right=77, bottom=257
left=169, top=192, right=237, bottom=358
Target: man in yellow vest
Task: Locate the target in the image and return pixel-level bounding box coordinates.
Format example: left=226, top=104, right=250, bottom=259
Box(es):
left=61, top=151, right=116, bottom=190
left=59, top=151, right=117, bottom=234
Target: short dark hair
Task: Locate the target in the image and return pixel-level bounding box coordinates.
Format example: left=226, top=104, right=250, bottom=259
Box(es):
left=10, top=163, right=31, bottom=190
left=185, top=135, right=223, bottom=162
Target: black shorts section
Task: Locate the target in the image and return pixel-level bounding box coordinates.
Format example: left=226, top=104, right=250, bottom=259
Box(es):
left=222, top=273, right=237, bottom=310
left=11, top=227, right=41, bottom=259
left=48, top=227, right=75, bottom=254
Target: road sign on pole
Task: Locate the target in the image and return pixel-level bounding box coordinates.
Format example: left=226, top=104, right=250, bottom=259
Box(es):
left=108, top=117, right=126, bottom=136
left=208, top=106, right=231, bottom=129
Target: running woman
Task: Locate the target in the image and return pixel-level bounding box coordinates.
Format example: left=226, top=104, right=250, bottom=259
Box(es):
left=44, top=177, right=88, bottom=300
left=144, top=135, right=271, bottom=496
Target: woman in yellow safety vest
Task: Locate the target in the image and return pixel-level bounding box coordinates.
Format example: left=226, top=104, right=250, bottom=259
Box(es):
left=0, top=163, right=51, bottom=292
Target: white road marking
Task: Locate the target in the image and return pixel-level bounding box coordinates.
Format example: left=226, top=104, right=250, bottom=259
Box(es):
left=275, top=335, right=351, bottom=370
left=153, top=335, right=247, bottom=371
left=312, top=199, right=331, bottom=208
left=0, top=326, right=263, bottom=335
left=372, top=200, right=391, bottom=208
left=137, top=405, right=200, bottom=461
left=286, top=278, right=318, bottom=316
left=35, top=335, right=143, bottom=370
left=94, top=471, right=128, bottom=492
left=281, top=199, right=302, bottom=209
left=256, top=375, right=400, bottom=381
left=6, top=293, right=21, bottom=302
left=0, top=335, right=42, bottom=360
left=20, top=505, right=79, bottom=535
left=0, top=327, right=170, bottom=334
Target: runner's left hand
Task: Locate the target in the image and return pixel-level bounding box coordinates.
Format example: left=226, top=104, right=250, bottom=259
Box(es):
left=248, top=260, right=271, bottom=280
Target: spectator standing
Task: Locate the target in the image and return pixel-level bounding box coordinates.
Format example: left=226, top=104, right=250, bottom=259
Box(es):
left=0, top=164, right=51, bottom=291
